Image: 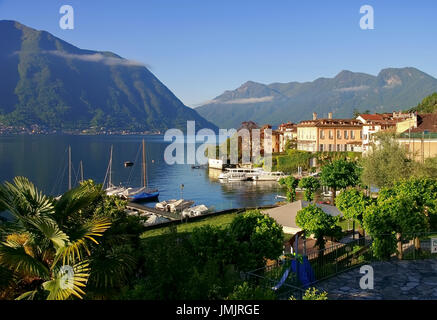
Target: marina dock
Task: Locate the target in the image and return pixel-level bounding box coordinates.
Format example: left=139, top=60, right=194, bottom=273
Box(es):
left=126, top=202, right=180, bottom=220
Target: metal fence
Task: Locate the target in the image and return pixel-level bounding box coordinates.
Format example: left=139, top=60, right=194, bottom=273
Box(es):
left=245, top=231, right=437, bottom=299
left=244, top=259, right=306, bottom=300
left=377, top=232, right=437, bottom=261
left=305, top=237, right=373, bottom=284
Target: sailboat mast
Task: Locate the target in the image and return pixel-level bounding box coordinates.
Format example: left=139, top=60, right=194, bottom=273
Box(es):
left=109, top=145, right=113, bottom=188
left=142, top=139, right=147, bottom=188
left=68, top=146, right=72, bottom=190
left=80, top=161, right=84, bottom=183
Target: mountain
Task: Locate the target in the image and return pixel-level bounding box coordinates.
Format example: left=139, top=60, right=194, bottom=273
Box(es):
left=410, top=92, right=437, bottom=113
left=0, top=20, right=217, bottom=132
left=196, top=68, right=437, bottom=128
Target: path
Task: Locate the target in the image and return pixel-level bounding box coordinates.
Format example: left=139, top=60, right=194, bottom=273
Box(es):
left=315, top=259, right=437, bottom=300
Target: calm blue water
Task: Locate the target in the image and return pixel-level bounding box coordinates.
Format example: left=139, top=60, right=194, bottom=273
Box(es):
left=0, top=135, right=285, bottom=212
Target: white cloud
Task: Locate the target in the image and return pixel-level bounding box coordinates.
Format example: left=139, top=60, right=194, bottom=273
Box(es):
left=45, top=51, right=148, bottom=68
left=335, top=85, right=370, bottom=92
left=198, top=96, right=275, bottom=106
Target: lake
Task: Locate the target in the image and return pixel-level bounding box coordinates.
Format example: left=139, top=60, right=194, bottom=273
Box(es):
left=0, top=134, right=286, bottom=212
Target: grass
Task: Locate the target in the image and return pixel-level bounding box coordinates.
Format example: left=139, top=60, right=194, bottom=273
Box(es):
left=140, top=212, right=239, bottom=239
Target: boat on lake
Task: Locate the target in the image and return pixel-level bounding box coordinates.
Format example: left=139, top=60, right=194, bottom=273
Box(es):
left=155, top=199, right=195, bottom=212
left=218, top=167, right=287, bottom=182
left=104, top=145, right=126, bottom=197
left=181, top=204, right=209, bottom=218
left=122, top=139, right=159, bottom=202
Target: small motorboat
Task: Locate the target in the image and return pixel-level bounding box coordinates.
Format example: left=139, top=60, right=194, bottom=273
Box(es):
left=182, top=204, right=209, bottom=218
left=124, top=161, right=134, bottom=167
left=155, top=199, right=194, bottom=212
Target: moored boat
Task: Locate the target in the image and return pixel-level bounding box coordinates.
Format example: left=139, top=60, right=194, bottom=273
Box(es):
left=123, top=139, right=159, bottom=202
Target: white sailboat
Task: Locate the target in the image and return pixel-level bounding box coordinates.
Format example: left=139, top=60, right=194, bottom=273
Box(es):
left=104, top=145, right=126, bottom=196
left=121, top=139, right=159, bottom=202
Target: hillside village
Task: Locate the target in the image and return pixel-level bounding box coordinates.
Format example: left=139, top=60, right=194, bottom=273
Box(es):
left=220, top=109, right=437, bottom=164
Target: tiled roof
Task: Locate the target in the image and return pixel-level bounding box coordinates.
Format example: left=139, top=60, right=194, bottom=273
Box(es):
left=298, top=118, right=362, bottom=127
left=409, top=113, right=437, bottom=133
left=359, top=114, right=385, bottom=120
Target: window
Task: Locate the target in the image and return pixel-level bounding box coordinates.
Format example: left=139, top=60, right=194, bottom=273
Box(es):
left=351, top=130, right=355, bottom=139
left=329, top=130, right=333, bottom=139
left=360, top=130, right=363, bottom=139
left=337, top=144, right=341, bottom=151
left=328, top=144, right=332, bottom=152
left=319, top=144, right=324, bottom=152
left=337, top=130, right=341, bottom=139
left=320, top=130, right=325, bottom=139
left=344, top=130, right=348, bottom=139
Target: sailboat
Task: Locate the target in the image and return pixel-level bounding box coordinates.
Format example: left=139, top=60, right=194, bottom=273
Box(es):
left=122, top=139, right=159, bottom=202
left=104, top=145, right=126, bottom=196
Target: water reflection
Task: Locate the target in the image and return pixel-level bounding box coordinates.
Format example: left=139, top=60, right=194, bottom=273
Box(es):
left=0, top=135, right=287, bottom=212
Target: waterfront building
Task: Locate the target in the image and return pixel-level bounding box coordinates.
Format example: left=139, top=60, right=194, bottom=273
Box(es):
left=297, top=112, right=363, bottom=153
left=397, top=113, right=437, bottom=162
left=356, top=112, right=417, bottom=154
left=277, top=122, right=297, bottom=152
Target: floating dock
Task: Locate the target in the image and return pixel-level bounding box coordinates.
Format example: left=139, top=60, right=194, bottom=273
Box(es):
left=126, top=202, right=180, bottom=220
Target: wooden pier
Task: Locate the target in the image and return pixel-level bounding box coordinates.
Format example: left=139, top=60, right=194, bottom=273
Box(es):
left=126, top=202, right=180, bottom=220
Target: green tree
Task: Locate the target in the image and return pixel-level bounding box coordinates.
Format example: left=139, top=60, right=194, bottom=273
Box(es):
left=336, top=188, right=372, bottom=239
left=279, top=176, right=299, bottom=202
left=229, top=210, right=284, bottom=271
left=298, top=176, right=320, bottom=201
left=320, top=159, right=361, bottom=204
left=410, top=92, right=437, bottom=113
left=361, top=133, right=414, bottom=188
left=0, top=177, right=111, bottom=300
left=379, top=177, right=437, bottom=250
left=296, top=204, right=342, bottom=251
left=363, top=193, right=429, bottom=259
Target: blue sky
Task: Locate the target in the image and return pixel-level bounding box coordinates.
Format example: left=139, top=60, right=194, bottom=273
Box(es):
left=1, top=0, right=436, bottom=106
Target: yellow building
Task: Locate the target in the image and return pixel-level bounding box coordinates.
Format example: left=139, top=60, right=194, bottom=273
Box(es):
left=297, top=113, right=363, bottom=153
left=397, top=113, right=437, bottom=162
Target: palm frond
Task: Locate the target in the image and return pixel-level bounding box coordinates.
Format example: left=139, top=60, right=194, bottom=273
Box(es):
left=43, top=260, right=90, bottom=300
left=15, top=290, right=38, bottom=300
left=0, top=177, right=54, bottom=219
left=24, top=216, right=69, bottom=252
left=53, top=184, right=103, bottom=222
left=89, top=250, right=136, bottom=289
left=0, top=241, right=50, bottom=279
left=54, top=216, right=111, bottom=265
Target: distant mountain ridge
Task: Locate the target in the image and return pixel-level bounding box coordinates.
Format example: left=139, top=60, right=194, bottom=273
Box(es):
left=0, top=20, right=217, bottom=132
left=196, top=67, right=437, bottom=128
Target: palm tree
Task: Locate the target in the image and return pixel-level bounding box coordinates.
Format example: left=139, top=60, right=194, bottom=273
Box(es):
left=0, top=177, right=111, bottom=300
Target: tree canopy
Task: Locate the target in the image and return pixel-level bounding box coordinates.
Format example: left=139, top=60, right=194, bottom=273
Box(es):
left=361, top=133, right=415, bottom=188
left=320, top=159, right=361, bottom=203
left=279, top=176, right=300, bottom=202
left=296, top=204, right=342, bottom=250
left=298, top=176, right=320, bottom=202
left=409, top=92, right=437, bottom=113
